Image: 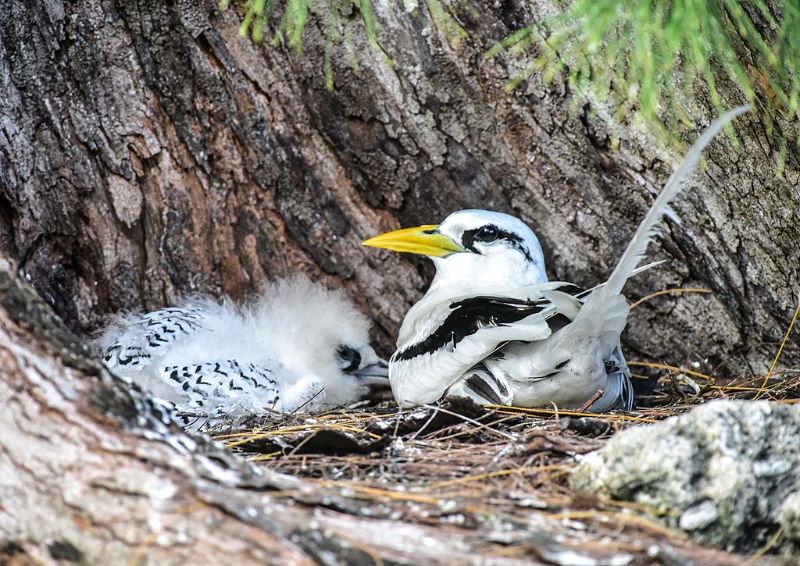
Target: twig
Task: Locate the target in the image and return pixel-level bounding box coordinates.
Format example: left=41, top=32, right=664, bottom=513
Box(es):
left=551, top=510, right=685, bottom=540
left=272, top=430, right=319, bottom=470
left=408, top=405, right=440, bottom=440
left=433, top=415, right=520, bottom=442
left=630, top=287, right=711, bottom=309
left=754, top=298, right=800, bottom=400
left=486, top=405, right=659, bottom=424
left=291, top=387, right=326, bottom=414
left=748, top=525, right=783, bottom=561
left=424, top=464, right=564, bottom=490
left=420, top=404, right=517, bottom=441
left=627, top=361, right=717, bottom=382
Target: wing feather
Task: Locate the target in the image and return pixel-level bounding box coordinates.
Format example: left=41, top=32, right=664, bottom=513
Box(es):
left=100, top=306, right=206, bottom=370
left=390, top=295, right=558, bottom=406
left=592, top=106, right=749, bottom=302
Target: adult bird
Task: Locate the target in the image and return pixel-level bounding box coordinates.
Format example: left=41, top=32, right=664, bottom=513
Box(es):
left=98, top=276, right=388, bottom=430
left=363, top=107, right=748, bottom=412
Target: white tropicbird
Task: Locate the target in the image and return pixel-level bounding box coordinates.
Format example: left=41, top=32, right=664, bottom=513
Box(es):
left=363, top=107, right=749, bottom=412
left=98, top=276, right=388, bottom=429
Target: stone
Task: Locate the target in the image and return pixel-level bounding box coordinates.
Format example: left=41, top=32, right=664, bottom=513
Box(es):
left=570, top=400, right=800, bottom=553
left=779, top=492, right=800, bottom=545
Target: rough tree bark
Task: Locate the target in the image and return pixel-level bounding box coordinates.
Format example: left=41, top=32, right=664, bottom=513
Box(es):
left=1, top=0, right=798, bottom=372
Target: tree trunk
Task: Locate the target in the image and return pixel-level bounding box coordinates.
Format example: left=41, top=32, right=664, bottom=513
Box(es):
left=1, top=0, right=798, bottom=373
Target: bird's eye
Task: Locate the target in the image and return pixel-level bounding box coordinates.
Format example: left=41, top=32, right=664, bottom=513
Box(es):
left=474, top=225, right=499, bottom=243
left=336, top=345, right=362, bottom=373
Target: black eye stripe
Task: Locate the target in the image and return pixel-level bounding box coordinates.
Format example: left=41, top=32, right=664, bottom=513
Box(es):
left=461, top=227, right=487, bottom=251
left=462, top=225, right=504, bottom=248
left=476, top=226, right=498, bottom=241
left=461, top=225, right=531, bottom=257
left=337, top=345, right=361, bottom=373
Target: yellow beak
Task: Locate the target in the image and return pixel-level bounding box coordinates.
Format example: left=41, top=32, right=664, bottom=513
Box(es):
left=362, top=224, right=465, bottom=257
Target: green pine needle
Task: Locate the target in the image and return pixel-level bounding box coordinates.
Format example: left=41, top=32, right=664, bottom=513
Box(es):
left=223, top=0, right=391, bottom=75
left=492, top=0, right=799, bottom=162
left=426, top=0, right=468, bottom=46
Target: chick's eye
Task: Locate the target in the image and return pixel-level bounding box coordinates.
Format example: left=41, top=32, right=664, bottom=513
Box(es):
left=336, top=345, right=361, bottom=372
left=475, top=225, right=499, bottom=243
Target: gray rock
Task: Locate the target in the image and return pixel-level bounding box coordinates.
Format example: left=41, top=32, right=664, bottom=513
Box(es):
left=780, top=492, right=800, bottom=545
left=570, top=400, right=800, bottom=553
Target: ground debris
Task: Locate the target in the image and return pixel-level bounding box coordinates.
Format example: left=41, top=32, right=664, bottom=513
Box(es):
left=206, top=370, right=800, bottom=563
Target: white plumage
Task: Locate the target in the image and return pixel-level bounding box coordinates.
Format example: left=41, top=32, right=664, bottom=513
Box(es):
left=364, top=107, right=748, bottom=412
left=98, top=276, right=388, bottom=429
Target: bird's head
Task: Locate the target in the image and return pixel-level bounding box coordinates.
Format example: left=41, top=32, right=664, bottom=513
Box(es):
left=254, top=277, right=389, bottom=407
left=363, top=209, right=548, bottom=292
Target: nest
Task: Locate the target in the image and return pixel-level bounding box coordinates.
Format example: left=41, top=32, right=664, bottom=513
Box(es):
left=209, top=367, right=800, bottom=562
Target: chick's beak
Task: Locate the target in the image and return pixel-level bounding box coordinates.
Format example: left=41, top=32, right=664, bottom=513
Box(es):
left=353, top=359, right=390, bottom=388
left=362, top=225, right=464, bottom=257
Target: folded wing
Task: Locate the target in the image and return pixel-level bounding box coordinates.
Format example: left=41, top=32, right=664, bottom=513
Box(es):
left=390, top=293, right=564, bottom=407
